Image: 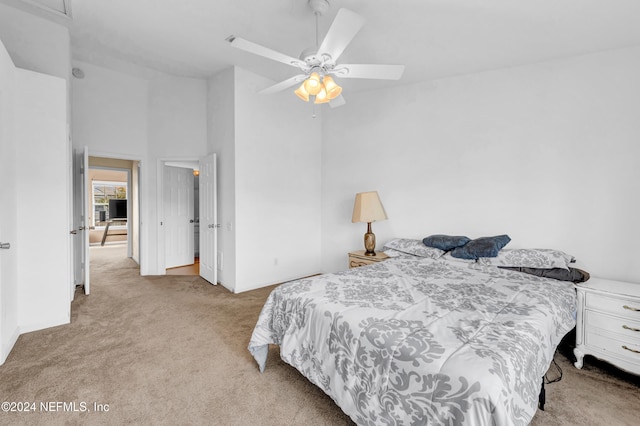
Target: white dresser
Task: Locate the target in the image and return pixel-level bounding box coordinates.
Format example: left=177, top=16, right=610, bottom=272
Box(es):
left=574, top=277, right=640, bottom=375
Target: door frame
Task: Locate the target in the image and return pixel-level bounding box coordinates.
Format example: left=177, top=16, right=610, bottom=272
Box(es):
left=81, top=150, right=143, bottom=271
left=157, top=157, right=200, bottom=274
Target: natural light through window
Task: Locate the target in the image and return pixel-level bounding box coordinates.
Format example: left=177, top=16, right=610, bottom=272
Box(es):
left=92, top=181, right=127, bottom=228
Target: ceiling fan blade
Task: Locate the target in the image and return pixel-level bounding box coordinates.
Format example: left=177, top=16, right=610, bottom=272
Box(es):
left=331, top=64, right=405, bottom=80
left=318, top=9, right=365, bottom=62
left=226, top=35, right=307, bottom=69
left=329, top=94, right=346, bottom=108
left=259, top=75, right=307, bottom=95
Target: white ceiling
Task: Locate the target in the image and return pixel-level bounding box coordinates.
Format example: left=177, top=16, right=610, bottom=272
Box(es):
left=63, top=0, right=640, bottom=91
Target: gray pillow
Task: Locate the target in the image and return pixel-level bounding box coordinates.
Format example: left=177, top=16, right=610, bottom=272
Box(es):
left=422, top=234, right=471, bottom=251
left=499, top=266, right=590, bottom=283
left=450, top=235, right=511, bottom=260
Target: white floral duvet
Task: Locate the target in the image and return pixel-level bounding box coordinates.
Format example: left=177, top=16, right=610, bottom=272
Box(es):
left=248, top=255, right=576, bottom=425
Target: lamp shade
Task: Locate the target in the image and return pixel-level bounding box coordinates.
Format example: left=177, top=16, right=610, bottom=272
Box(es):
left=352, top=191, right=387, bottom=223
left=322, top=75, right=342, bottom=100
left=294, top=83, right=310, bottom=102
left=314, top=85, right=330, bottom=104
left=304, top=72, right=322, bottom=96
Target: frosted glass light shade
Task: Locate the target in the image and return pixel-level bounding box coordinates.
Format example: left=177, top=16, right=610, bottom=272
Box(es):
left=294, top=83, right=310, bottom=102
left=322, top=75, right=342, bottom=100
left=304, top=72, right=322, bottom=95
left=314, top=85, right=330, bottom=104
left=352, top=191, right=387, bottom=223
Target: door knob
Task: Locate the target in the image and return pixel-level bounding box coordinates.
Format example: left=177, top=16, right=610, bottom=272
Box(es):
left=190, top=219, right=195, bottom=223
left=0, top=242, right=10, bottom=249
left=70, top=230, right=78, bottom=235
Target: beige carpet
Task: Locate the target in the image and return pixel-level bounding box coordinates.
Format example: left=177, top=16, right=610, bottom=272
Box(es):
left=1, top=245, right=639, bottom=425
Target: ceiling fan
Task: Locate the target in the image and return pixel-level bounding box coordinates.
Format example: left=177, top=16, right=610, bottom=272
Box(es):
left=226, top=0, right=405, bottom=108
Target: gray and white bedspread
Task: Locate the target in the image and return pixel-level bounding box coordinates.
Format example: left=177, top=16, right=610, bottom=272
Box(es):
left=248, top=255, right=576, bottom=425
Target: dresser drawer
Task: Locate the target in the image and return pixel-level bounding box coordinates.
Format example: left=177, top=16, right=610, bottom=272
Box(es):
left=586, top=292, right=640, bottom=318
left=585, top=331, right=640, bottom=361
left=348, top=250, right=388, bottom=269
left=585, top=310, right=640, bottom=340
left=350, top=258, right=373, bottom=268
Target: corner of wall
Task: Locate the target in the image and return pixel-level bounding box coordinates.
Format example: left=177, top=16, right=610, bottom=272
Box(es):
left=207, top=66, right=237, bottom=291
left=0, top=325, right=20, bottom=365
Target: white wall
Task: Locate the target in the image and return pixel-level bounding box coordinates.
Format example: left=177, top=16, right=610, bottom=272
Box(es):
left=0, top=5, right=71, bottom=363
left=15, top=68, right=70, bottom=332
left=207, top=67, right=322, bottom=293
left=71, top=61, right=208, bottom=275
left=148, top=74, right=208, bottom=274
left=71, top=62, right=148, bottom=157
left=0, top=38, right=19, bottom=364
left=207, top=67, right=236, bottom=288
left=233, top=67, right=322, bottom=292
left=0, top=2, right=70, bottom=82
left=322, top=46, right=640, bottom=283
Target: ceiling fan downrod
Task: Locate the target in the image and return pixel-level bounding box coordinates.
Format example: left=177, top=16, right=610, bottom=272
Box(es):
left=310, top=0, right=329, bottom=47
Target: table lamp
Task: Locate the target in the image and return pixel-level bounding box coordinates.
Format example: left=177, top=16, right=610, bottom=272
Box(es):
left=352, top=191, right=387, bottom=256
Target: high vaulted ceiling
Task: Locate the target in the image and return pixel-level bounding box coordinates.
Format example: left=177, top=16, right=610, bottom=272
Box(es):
left=25, top=1, right=640, bottom=91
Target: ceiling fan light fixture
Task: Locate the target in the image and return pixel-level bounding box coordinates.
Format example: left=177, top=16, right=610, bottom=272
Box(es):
left=322, top=75, right=342, bottom=100
left=294, top=83, right=310, bottom=102
left=228, top=5, right=405, bottom=110
left=314, top=85, right=330, bottom=104
left=304, top=72, right=322, bottom=95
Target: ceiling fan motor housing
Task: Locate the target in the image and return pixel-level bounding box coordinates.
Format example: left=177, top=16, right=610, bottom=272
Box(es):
left=299, top=46, right=333, bottom=69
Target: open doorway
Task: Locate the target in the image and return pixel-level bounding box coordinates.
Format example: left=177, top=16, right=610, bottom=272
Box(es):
left=72, top=149, right=143, bottom=296
left=156, top=154, right=217, bottom=283
left=87, top=156, right=141, bottom=269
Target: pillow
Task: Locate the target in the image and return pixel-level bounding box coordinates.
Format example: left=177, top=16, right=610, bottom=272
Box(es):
left=499, top=266, right=590, bottom=283
left=382, top=248, right=404, bottom=258
left=450, top=235, right=511, bottom=260
left=383, top=238, right=444, bottom=259
left=478, top=248, right=575, bottom=270
left=422, top=234, right=471, bottom=251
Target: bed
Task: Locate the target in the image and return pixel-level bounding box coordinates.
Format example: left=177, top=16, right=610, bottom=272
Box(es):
left=248, top=240, right=578, bottom=425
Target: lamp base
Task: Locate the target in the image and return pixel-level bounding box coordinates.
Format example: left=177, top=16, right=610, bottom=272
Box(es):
left=364, top=223, right=376, bottom=256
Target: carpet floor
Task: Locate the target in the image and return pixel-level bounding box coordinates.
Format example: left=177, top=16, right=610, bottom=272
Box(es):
left=1, top=245, right=639, bottom=425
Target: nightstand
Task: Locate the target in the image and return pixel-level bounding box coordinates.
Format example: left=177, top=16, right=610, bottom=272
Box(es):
left=574, top=277, right=640, bottom=376
left=348, top=250, right=389, bottom=269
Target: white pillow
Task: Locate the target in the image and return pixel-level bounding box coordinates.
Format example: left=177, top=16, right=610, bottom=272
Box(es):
left=382, top=239, right=444, bottom=260
left=478, top=248, right=575, bottom=270
left=383, top=248, right=404, bottom=258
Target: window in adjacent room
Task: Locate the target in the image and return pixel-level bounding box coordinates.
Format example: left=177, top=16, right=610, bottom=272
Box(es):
left=92, top=180, right=127, bottom=228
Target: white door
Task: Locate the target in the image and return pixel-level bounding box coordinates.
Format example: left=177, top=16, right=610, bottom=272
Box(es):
left=0, top=41, right=18, bottom=363
left=72, top=146, right=90, bottom=296
left=199, top=153, right=217, bottom=285
left=164, top=166, right=194, bottom=269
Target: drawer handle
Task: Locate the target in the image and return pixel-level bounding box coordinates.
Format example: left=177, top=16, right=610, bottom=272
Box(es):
left=622, top=345, right=640, bottom=354
left=623, top=305, right=640, bottom=312
left=623, top=325, right=640, bottom=332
